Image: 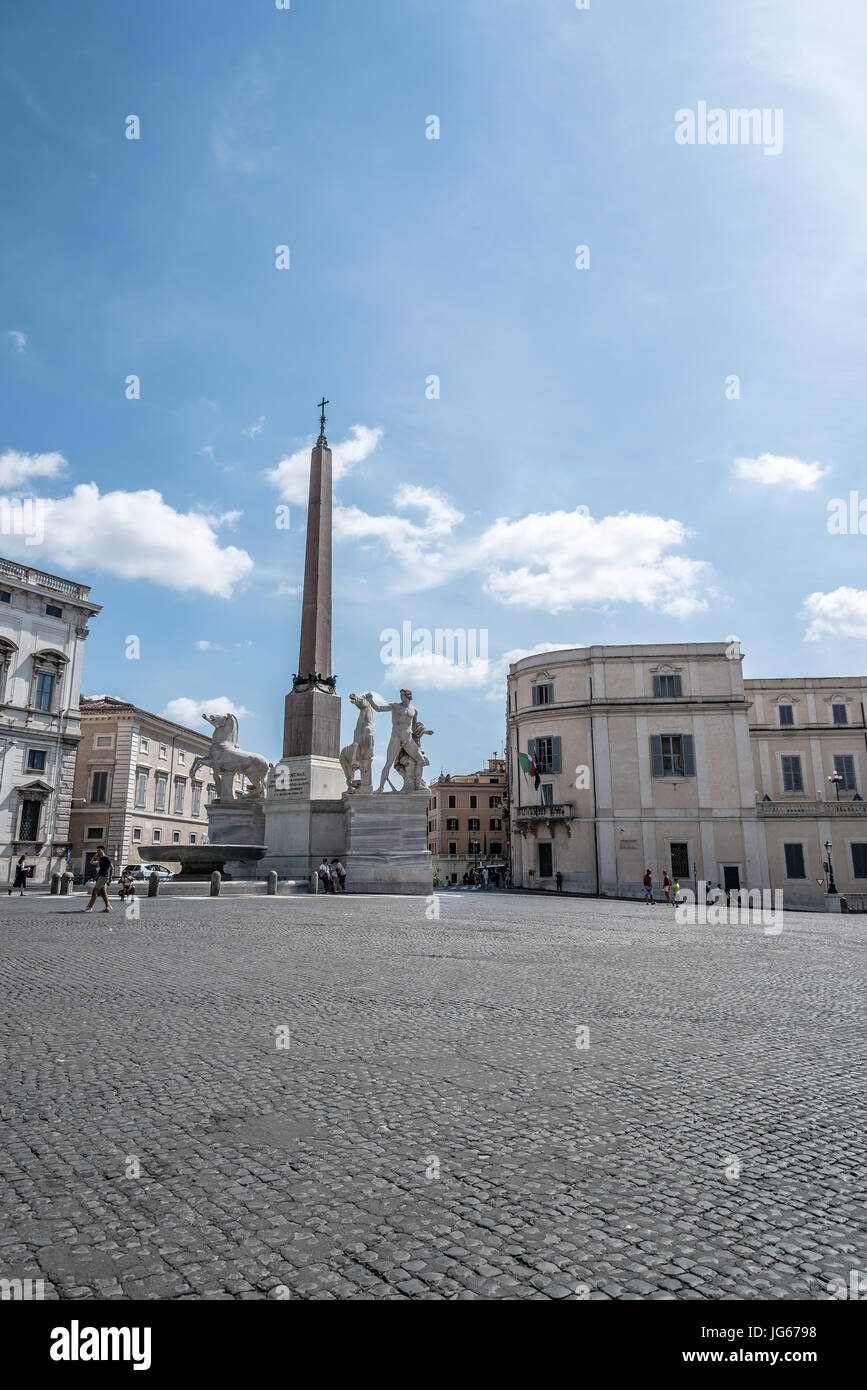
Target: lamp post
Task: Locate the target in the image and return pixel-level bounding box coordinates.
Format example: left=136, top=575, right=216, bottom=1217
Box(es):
left=824, top=840, right=838, bottom=894
left=828, top=771, right=843, bottom=802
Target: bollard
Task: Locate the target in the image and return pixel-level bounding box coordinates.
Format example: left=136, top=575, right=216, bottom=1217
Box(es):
left=60, top=872, right=72, bottom=896
left=210, top=871, right=221, bottom=897
left=309, top=872, right=319, bottom=894
left=50, top=873, right=60, bottom=895
left=267, top=871, right=278, bottom=896
left=148, top=872, right=160, bottom=898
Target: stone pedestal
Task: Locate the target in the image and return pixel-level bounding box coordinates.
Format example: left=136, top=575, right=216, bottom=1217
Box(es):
left=260, top=758, right=346, bottom=878
left=206, top=797, right=267, bottom=879
left=283, top=688, right=341, bottom=761
left=343, top=790, right=432, bottom=895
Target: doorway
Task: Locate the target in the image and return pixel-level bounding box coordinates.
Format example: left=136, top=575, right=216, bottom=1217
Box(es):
left=722, top=865, right=741, bottom=893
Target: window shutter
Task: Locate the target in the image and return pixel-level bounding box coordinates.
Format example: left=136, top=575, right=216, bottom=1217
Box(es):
left=650, top=734, right=664, bottom=777
left=531, top=686, right=540, bottom=706
left=681, top=734, right=695, bottom=777
left=551, top=736, right=562, bottom=773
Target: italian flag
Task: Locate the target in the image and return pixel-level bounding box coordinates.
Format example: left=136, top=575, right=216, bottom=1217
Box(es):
left=518, top=751, right=540, bottom=790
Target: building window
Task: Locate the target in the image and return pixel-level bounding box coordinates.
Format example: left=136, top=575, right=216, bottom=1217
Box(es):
left=538, top=842, right=553, bottom=878
left=832, top=703, right=849, bottom=725
left=446, top=817, right=458, bottom=831
left=85, top=825, right=103, bottom=841
left=190, top=833, right=197, bottom=845
left=153, top=829, right=162, bottom=843
left=19, top=800, right=41, bottom=840
left=489, top=795, right=501, bottom=808
left=172, top=830, right=181, bottom=844
left=95, top=735, right=113, bottom=748
left=0, top=590, right=10, bottom=603
left=90, top=771, right=109, bottom=804
left=851, top=844, right=867, bottom=878
left=532, top=683, right=553, bottom=706
left=490, top=817, right=502, bottom=830
left=26, top=749, right=46, bottom=772
left=174, top=780, right=186, bottom=815
left=651, top=734, right=695, bottom=778
left=469, top=795, right=478, bottom=809
left=468, top=817, right=480, bottom=832
left=34, top=671, right=54, bottom=711
left=192, top=783, right=202, bottom=816
left=778, top=705, right=794, bottom=726
left=45, top=604, right=63, bottom=618
left=159, top=744, right=168, bottom=760
left=468, top=840, right=481, bottom=854
left=653, top=674, right=682, bottom=698
left=670, top=842, right=690, bottom=878
left=155, top=775, right=167, bottom=811
left=530, top=736, right=561, bottom=773
left=140, top=738, right=150, bottom=753
left=540, top=783, right=554, bottom=805
left=834, top=754, right=857, bottom=792
left=448, top=794, right=456, bottom=809
left=490, top=842, right=502, bottom=857
left=781, top=755, right=804, bottom=794
left=178, top=751, right=186, bottom=765
left=784, top=843, right=806, bottom=879
left=132, top=827, right=142, bottom=843
left=448, top=841, right=457, bottom=856
left=135, top=771, right=148, bottom=807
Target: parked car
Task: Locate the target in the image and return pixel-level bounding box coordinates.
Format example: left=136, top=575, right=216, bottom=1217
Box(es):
left=126, top=864, right=176, bottom=881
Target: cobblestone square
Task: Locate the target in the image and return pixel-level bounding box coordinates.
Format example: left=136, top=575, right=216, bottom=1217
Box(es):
left=1, top=891, right=864, bottom=1300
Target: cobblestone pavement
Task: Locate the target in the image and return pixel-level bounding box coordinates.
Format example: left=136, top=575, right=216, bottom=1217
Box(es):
left=1, top=890, right=864, bottom=1300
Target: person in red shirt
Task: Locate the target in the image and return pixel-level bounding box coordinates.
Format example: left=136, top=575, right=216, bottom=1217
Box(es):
left=643, top=869, right=654, bottom=904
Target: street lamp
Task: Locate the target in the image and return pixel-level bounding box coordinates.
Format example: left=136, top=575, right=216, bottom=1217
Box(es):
left=828, top=771, right=843, bottom=802
left=824, top=840, right=838, bottom=894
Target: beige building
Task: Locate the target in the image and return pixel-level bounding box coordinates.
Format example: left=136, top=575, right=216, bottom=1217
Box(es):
left=0, top=557, right=101, bottom=886
left=68, top=697, right=236, bottom=876
left=507, top=643, right=867, bottom=910
left=428, top=759, right=509, bottom=883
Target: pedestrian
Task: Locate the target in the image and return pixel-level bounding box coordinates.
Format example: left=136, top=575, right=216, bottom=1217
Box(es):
left=672, top=878, right=680, bottom=905
left=118, top=868, right=136, bottom=901
left=555, top=870, right=563, bottom=893
left=482, top=867, right=489, bottom=890
left=82, top=845, right=113, bottom=913
left=331, top=858, right=346, bottom=892
left=643, top=868, right=654, bottom=904
left=662, top=870, right=672, bottom=905
left=318, top=859, right=332, bottom=892
left=8, top=854, right=28, bottom=896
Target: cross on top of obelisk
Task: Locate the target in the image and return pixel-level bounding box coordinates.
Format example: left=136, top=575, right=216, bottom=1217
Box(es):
left=317, top=396, right=329, bottom=447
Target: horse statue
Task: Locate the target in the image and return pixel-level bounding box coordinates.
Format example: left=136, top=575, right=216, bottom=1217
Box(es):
left=340, top=692, right=376, bottom=793
left=189, top=712, right=272, bottom=802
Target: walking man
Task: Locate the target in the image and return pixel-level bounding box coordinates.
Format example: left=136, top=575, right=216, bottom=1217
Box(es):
left=8, top=854, right=28, bottom=896
left=643, top=868, right=655, bottom=904
left=83, top=845, right=113, bottom=913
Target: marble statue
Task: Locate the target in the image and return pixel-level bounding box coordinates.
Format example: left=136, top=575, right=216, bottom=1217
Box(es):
left=340, top=692, right=376, bottom=793
left=372, top=689, right=433, bottom=793
left=190, top=712, right=272, bottom=802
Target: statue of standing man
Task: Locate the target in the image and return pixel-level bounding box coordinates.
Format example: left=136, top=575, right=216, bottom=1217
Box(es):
left=372, top=689, right=432, bottom=793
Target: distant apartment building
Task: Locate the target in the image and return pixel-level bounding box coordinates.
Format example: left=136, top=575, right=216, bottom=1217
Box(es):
left=507, top=643, right=867, bottom=910
left=0, top=556, right=101, bottom=886
left=68, top=697, right=235, bottom=876
left=428, top=759, right=509, bottom=883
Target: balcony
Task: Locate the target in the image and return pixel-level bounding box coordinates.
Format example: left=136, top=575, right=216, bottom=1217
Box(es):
left=758, top=799, right=867, bottom=817
left=514, top=803, right=573, bottom=822
left=0, top=557, right=91, bottom=599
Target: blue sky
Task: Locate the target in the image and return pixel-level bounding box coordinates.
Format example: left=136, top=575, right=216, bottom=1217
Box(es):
left=2, top=0, right=867, bottom=774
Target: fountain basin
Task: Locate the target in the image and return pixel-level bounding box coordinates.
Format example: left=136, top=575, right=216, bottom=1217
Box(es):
left=140, top=844, right=267, bottom=880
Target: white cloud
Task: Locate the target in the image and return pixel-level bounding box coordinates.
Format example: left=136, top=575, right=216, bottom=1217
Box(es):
left=196, top=640, right=223, bottom=651
left=161, top=696, right=253, bottom=730
left=382, top=642, right=576, bottom=700
left=0, top=482, right=253, bottom=597
left=733, top=453, right=830, bottom=491
left=801, top=587, right=867, bottom=641
left=275, top=582, right=301, bottom=597
left=7, top=330, right=26, bottom=354
left=266, top=425, right=384, bottom=506
left=476, top=509, right=710, bottom=617
left=0, top=449, right=67, bottom=488
left=243, top=416, right=265, bottom=439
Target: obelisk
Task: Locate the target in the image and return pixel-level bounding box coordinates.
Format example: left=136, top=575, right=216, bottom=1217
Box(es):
left=282, top=398, right=342, bottom=760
